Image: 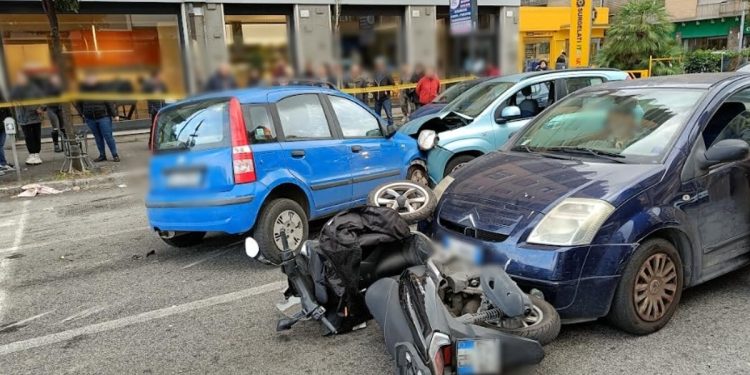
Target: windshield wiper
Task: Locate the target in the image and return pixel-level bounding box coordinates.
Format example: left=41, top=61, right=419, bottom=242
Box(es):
left=510, top=144, right=574, bottom=160
left=546, top=146, right=627, bottom=163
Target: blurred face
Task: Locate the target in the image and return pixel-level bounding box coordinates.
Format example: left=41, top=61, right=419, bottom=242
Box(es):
left=539, top=61, right=547, bottom=69
left=425, top=67, right=435, bottom=77
left=606, top=110, right=638, bottom=140
left=84, top=73, right=97, bottom=85
left=350, top=64, right=361, bottom=76
left=16, top=72, right=28, bottom=86
left=376, top=60, right=386, bottom=72
left=218, top=63, right=231, bottom=76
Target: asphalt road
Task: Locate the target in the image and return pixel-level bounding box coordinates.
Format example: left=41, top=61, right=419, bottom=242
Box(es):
left=0, top=186, right=749, bottom=374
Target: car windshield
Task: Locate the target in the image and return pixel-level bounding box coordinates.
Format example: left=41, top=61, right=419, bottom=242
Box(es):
left=153, top=99, right=228, bottom=152
left=443, top=81, right=515, bottom=118
left=513, top=88, right=706, bottom=163
left=433, top=80, right=479, bottom=103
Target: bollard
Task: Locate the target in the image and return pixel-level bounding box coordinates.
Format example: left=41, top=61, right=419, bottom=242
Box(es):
left=3, top=117, right=21, bottom=182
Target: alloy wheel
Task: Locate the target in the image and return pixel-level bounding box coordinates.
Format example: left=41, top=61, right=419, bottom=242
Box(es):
left=273, top=209, right=303, bottom=250
left=372, top=182, right=430, bottom=214
left=633, top=253, right=678, bottom=322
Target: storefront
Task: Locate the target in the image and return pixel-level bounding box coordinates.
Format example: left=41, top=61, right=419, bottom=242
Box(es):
left=518, top=5, right=609, bottom=71
left=674, top=17, right=747, bottom=51
left=436, top=6, right=500, bottom=76
left=0, top=1, right=187, bottom=127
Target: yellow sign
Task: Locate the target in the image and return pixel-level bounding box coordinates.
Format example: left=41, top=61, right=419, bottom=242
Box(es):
left=569, top=0, right=593, bottom=67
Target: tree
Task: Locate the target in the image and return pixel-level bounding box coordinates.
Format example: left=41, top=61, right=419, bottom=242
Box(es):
left=595, top=0, right=679, bottom=74
left=41, top=0, right=87, bottom=171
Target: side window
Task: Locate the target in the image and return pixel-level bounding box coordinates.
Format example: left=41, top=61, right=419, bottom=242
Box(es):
left=703, top=89, right=750, bottom=147
left=564, top=76, right=604, bottom=95
left=242, top=105, right=276, bottom=144
left=508, top=80, right=555, bottom=118
left=328, top=96, right=383, bottom=137
left=276, top=95, right=332, bottom=139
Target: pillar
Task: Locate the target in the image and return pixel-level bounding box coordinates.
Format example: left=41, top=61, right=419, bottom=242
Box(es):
left=498, top=6, right=520, bottom=75
left=185, top=2, right=227, bottom=90
left=294, top=5, right=334, bottom=70
left=405, top=6, right=438, bottom=68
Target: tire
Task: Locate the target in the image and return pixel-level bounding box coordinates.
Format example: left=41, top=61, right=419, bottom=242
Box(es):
left=406, top=165, right=429, bottom=186
left=160, top=231, right=206, bottom=248
left=444, top=155, right=476, bottom=177
left=481, top=295, right=561, bottom=346
left=367, top=180, right=437, bottom=222
left=253, top=198, right=309, bottom=265
left=607, top=238, right=684, bottom=335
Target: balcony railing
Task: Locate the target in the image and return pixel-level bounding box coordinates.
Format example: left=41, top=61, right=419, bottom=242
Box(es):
left=696, top=0, right=747, bottom=19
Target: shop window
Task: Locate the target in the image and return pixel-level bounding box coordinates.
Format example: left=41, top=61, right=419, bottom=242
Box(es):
left=224, top=15, right=291, bottom=86
left=338, top=12, right=403, bottom=70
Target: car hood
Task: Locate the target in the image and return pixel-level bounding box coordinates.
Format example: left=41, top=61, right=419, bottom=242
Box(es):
left=439, top=152, right=664, bottom=235
left=398, top=111, right=472, bottom=135
left=409, top=103, right=446, bottom=120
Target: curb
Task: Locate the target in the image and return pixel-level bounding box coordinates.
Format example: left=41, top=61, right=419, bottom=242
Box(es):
left=0, top=170, right=140, bottom=199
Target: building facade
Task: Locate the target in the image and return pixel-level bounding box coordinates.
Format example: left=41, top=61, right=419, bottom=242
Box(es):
left=666, top=0, right=749, bottom=51
left=0, top=0, right=521, bottom=104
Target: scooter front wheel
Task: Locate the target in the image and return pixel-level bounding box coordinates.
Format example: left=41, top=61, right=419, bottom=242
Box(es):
left=480, top=295, right=561, bottom=345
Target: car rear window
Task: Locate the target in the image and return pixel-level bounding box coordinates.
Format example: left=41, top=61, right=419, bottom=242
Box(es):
left=153, top=99, right=228, bottom=152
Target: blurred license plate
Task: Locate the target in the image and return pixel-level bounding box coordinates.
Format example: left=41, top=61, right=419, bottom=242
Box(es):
left=456, top=339, right=502, bottom=375
left=166, top=170, right=202, bottom=187
left=442, top=236, right=482, bottom=264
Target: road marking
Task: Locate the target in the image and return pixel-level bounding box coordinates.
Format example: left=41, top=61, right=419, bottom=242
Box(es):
left=0, top=311, right=53, bottom=332
left=60, top=305, right=108, bottom=324
left=0, top=226, right=149, bottom=254
left=0, top=281, right=285, bottom=356
left=181, top=240, right=243, bottom=270
left=0, top=201, right=29, bottom=322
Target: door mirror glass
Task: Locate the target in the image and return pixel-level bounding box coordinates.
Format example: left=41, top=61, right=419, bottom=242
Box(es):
left=699, top=139, right=749, bottom=169
left=497, top=106, right=521, bottom=123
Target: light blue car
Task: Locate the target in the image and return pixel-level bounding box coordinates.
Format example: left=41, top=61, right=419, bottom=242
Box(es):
left=398, top=69, right=630, bottom=185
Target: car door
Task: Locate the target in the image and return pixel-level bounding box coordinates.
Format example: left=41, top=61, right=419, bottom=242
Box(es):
left=274, top=93, right=353, bottom=211
left=325, top=94, right=404, bottom=200
left=681, top=88, right=750, bottom=280
left=492, top=79, right=557, bottom=148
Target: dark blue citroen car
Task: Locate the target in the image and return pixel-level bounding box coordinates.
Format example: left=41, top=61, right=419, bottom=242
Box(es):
left=432, top=73, right=750, bottom=334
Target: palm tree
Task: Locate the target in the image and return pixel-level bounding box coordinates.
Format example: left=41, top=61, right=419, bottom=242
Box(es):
left=596, top=0, right=678, bottom=73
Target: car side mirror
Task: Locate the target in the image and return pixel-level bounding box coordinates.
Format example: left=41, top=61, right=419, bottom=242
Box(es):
left=698, top=139, right=749, bottom=169
left=385, top=124, right=397, bottom=137
left=496, top=106, right=521, bottom=124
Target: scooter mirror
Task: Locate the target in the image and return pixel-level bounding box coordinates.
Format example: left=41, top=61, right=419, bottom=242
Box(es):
left=245, top=237, right=260, bottom=258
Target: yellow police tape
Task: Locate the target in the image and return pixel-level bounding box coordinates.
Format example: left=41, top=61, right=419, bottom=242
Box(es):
left=0, top=76, right=476, bottom=109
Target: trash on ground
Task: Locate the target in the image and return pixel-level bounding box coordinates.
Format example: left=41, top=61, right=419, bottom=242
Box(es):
left=18, top=184, right=63, bottom=197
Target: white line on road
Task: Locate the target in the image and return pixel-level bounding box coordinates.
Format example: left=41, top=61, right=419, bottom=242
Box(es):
left=0, top=281, right=285, bottom=356
left=0, top=311, right=53, bottom=332
left=0, top=226, right=150, bottom=254
left=0, top=200, right=29, bottom=322
left=60, top=305, right=108, bottom=324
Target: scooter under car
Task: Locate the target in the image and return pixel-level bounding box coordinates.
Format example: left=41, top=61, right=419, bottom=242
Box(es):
left=245, top=181, right=560, bottom=373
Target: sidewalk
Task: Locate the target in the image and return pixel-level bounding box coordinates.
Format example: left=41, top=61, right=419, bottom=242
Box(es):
left=0, top=131, right=150, bottom=196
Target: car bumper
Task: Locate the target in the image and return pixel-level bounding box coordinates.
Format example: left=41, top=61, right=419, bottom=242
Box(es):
left=434, top=225, right=636, bottom=320
left=426, top=146, right=454, bottom=185
left=146, top=186, right=262, bottom=234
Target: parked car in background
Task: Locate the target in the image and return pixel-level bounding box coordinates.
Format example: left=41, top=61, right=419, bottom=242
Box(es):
left=432, top=73, right=750, bottom=334
left=399, top=69, right=630, bottom=185
left=408, top=77, right=489, bottom=121
left=146, top=86, right=425, bottom=263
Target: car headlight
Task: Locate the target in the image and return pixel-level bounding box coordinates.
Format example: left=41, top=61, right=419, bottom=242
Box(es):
left=433, top=175, right=454, bottom=200
left=418, top=130, right=438, bottom=151
left=527, top=198, right=614, bottom=246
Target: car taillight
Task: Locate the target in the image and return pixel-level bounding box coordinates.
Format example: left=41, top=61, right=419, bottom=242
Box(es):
left=149, top=113, right=159, bottom=152
left=229, top=97, right=256, bottom=184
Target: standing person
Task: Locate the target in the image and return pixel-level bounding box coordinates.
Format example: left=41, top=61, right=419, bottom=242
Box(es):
left=556, top=51, right=567, bottom=69
left=204, top=63, right=237, bottom=92
left=0, top=92, right=14, bottom=174
left=44, top=74, right=65, bottom=153
left=344, top=64, right=367, bottom=104
left=372, top=57, right=395, bottom=126
left=398, top=64, right=414, bottom=121
left=142, top=70, right=167, bottom=147
left=78, top=73, right=120, bottom=162
left=410, top=63, right=425, bottom=109
left=10, top=72, right=45, bottom=165
left=536, top=60, right=549, bottom=71
left=416, top=67, right=440, bottom=107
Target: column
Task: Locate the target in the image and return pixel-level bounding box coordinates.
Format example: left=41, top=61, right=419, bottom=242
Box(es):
left=293, top=5, right=334, bottom=69
left=405, top=6, right=438, bottom=68
left=185, top=2, right=228, bottom=88
left=498, top=6, right=520, bottom=75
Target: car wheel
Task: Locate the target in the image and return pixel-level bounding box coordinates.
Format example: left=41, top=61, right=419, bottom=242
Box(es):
left=480, top=295, right=561, bottom=346
left=444, top=155, right=476, bottom=177
left=367, top=180, right=436, bottom=222
left=160, top=231, right=206, bottom=248
left=607, top=238, right=683, bottom=335
left=406, top=165, right=428, bottom=186
left=253, top=198, right=308, bottom=265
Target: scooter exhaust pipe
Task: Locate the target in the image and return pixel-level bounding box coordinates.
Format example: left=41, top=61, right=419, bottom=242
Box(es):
left=158, top=230, right=176, bottom=239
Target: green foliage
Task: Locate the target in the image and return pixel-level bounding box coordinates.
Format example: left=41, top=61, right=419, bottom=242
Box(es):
left=683, top=50, right=722, bottom=73
left=595, top=0, right=677, bottom=70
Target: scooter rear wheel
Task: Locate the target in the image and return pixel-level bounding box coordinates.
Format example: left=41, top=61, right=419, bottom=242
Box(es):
left=480, top=295, right=561, bottom=345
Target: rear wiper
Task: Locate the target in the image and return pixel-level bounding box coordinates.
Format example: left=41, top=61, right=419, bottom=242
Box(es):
left=510, top=144, right=574, bottom=160
left=546, top=146, right=626, bottom=163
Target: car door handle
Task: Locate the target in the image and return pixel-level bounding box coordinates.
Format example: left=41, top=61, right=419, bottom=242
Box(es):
left=291, top=150, right=305, bottom=158
left=351, top=145, right=362, bottom=153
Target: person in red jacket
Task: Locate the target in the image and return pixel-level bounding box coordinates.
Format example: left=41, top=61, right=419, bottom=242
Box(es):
left=415, top=67, right=440, bottom=107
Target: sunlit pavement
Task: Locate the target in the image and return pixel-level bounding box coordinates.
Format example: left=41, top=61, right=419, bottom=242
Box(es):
left=0, top=186, right=748, bottom=374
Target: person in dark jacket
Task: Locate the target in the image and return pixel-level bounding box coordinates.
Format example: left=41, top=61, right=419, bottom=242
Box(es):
left=142, top=70, right=167, bottom=147
left=344, top=64, right=367, bottom=104
left=204, top=63, right=237, bottom=92
left=77, top=73, right=120, bottom=162
left=44, top=74, right=64, bottom=153
left=410, top=64, right=425, bottom=108
left=10, top=72, right=45, bottom=165
left=372, top=57, right=395, bottom=126
left=0, top=92, right=14, bottom=173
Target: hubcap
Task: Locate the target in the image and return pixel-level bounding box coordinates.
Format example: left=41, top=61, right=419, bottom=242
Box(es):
left=273, top=210, right=303, bottom=250
left=634, top=253, right=678, bottom=322
left=374, top=183, right=429, bottom=214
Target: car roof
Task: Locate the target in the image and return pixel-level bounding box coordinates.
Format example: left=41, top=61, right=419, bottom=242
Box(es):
left=592, top=72, right=747, bottom=90
left=486, top=68, right=625, bottom=83
left=173, top=85, right=342, bottom=106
